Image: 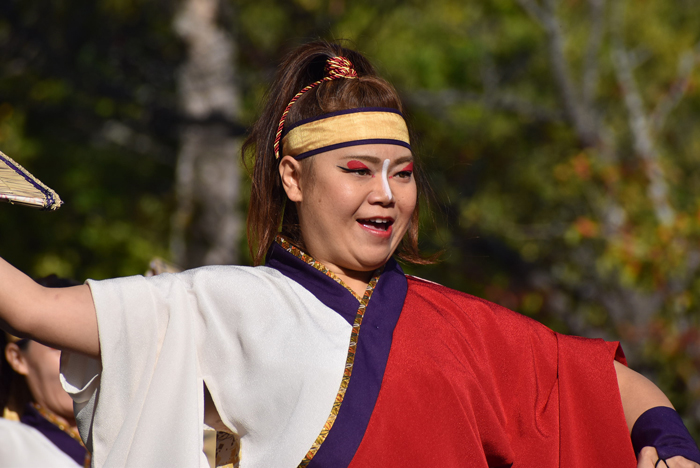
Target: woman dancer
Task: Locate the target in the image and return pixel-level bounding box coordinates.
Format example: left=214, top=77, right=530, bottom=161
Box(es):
left=1, top=41, right=699, bottom=468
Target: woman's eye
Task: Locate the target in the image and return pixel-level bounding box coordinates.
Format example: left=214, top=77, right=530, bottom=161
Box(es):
left=339, top=160, right=372, bottom=176
left=394, top=162, right=414, bottom=179
left=338, top=166, right=372, bottom=175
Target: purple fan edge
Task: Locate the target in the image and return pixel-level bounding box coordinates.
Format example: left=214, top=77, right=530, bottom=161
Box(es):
left=0, top=152, right=57, bottom=210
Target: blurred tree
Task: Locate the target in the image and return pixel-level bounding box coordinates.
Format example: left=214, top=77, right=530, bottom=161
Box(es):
left=0, top=0, right=181, bottom=279
left=171, top=0, right=244, bottom=268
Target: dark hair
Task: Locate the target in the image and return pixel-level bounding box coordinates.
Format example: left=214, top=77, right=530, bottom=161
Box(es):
left=243, top=40, right=434, bottom=266
left=0, top=275, right=79, bottom=415
left=0, top=332, right=30, bottom=416
left=34, top=274, right=80, bottom=289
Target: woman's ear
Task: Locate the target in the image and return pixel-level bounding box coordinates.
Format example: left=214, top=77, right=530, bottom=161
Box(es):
left=5, top=343, right=29, bottom=376
left=279, top=155, right=304, bottom=202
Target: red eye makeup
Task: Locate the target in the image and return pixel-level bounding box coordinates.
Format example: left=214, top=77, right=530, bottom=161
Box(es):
left=346, top=160, right=370, bottom=170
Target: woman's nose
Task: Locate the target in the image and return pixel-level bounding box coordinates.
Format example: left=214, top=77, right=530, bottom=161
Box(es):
left=369, top=161, right=395, bottom=204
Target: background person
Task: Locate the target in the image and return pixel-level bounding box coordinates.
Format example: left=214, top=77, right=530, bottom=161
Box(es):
left=1, top=275, right=89, bottom=467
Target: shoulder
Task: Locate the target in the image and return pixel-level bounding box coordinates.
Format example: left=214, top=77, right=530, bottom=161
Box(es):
left=173, top=264, right=286, bottom=287
left=88, top=264, right=287, bottom=294
left=85, top=265, right=298, bottom=324
left=405, top=275, right=622, bottom=363
left=405, top=275, right=551, bottom=334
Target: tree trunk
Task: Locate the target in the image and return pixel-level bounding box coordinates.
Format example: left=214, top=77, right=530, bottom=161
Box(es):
left=171, top=0, right=242, bottom=268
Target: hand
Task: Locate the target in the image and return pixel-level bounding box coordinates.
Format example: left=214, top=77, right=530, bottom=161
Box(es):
left=637, top=447, right=700, bottom=468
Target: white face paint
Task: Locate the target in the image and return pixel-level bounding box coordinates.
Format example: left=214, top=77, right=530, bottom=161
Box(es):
left=381, top=158, right=394, bottom=202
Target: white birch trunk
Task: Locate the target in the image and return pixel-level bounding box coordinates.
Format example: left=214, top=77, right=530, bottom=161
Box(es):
left=171, top=0, right=242, bottom=267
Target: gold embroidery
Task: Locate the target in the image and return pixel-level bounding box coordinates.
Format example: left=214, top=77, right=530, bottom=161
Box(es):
left=275, top=236, right=381, bottom=467
left=277, top=236, right=366, bottom=301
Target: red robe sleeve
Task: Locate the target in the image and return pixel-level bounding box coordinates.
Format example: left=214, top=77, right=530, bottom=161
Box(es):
left=557, top=334, right=634, bottom=466
left=348, top=277, right=637, bottom=467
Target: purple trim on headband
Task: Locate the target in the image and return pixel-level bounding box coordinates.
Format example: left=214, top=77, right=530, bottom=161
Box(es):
left=631, top=406, right=700, bottom=463
left=282, top=107, right=404, bottom=136
left=0, top=153, right=55, bottom=210
left=265, top=242, right=407, bottom=467
left=294, top=139, right=412, bottom=160
left=21, top=404, right=87, bottom=466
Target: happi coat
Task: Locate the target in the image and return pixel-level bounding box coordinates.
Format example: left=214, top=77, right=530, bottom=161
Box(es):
left=60, top=237, right=638, bottom=467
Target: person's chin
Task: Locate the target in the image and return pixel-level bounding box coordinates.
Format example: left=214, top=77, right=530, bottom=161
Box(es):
left=353, top=252, right=393, bottom=271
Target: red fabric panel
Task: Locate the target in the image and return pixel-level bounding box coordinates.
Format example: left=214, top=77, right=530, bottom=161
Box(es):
left=557, top=335, right=636, bottom=466
left=348, top=277, right=637, bottom=467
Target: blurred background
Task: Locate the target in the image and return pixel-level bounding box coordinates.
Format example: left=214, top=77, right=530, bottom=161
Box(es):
left=1, top=0, right=698, bottom=438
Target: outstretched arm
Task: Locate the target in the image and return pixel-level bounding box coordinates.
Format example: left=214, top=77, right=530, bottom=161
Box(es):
left=615, top=360, right=673, bottom=429
left=615, top=361, right=700, bottom=468
left=0, top=256, right=99, bottom=358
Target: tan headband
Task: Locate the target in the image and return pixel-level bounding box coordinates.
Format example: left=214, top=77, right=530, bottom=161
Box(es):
left=280, top=107, right=411, bottom=160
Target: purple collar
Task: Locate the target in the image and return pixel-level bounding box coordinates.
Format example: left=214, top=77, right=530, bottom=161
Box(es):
left=21, top=403, right=87, bottom=466
left=266, top=241, right=408, bottom=467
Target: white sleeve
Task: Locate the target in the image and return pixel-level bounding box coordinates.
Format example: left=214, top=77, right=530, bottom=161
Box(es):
left=60, top=266, right=353, bottom=468
left=60, top=273, right=207, bottom=468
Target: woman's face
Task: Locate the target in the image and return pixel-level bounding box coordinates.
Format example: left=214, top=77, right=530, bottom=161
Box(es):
left=282, top=144, right=417, bottom=279
left=6, top=341, right=75, bottom=421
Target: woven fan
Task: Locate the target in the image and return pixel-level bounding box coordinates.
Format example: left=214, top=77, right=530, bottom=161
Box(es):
left=0, top=150, right=62, bottom=210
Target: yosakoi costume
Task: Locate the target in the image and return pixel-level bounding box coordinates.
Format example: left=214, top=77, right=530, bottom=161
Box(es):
left=60, top=235, right=639, bottom=467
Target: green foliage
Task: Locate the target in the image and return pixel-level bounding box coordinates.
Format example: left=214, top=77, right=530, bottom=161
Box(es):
left=0, top=0, right=179, bottom=279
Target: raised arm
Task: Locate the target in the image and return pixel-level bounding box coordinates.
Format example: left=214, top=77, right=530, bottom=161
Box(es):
left=0, top=256, right=99, bottom=358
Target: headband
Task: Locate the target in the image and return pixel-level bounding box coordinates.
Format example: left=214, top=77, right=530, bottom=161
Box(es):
left=281, top=107, right=411, bottom=160
left=274, top=56, right=411, bottom=160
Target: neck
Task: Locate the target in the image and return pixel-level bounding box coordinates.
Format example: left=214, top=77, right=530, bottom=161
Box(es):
left=32, top=402, right=78, bottom=431
left=274, top=235, right=381, bottom=300
left=334, top=269, right=374, bottom=299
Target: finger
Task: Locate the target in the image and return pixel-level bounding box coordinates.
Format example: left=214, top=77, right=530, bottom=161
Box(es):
left=638, top=446, right=660, bottom=468
left=665, top=456, right=700, bottom=468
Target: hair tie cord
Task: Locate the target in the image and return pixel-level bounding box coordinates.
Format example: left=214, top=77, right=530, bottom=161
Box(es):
left=274, top=56, right=358, bottom=159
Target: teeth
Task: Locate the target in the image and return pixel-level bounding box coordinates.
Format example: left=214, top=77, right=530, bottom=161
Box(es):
left=368, top=219, right=389, bottom=223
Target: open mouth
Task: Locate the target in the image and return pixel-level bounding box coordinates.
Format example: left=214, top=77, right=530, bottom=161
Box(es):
left=358, top=218, right=394, bottom=232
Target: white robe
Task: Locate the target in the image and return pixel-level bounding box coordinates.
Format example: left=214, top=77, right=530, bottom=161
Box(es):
left=60, top=265, right=353, bottom=468
left=0, top=417, right=80, bottom=467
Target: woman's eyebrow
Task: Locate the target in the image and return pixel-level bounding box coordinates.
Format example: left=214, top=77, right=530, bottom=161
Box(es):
left=340, top=155, right=414, bottom=164
left=340, top=155, right=382, bottom=164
